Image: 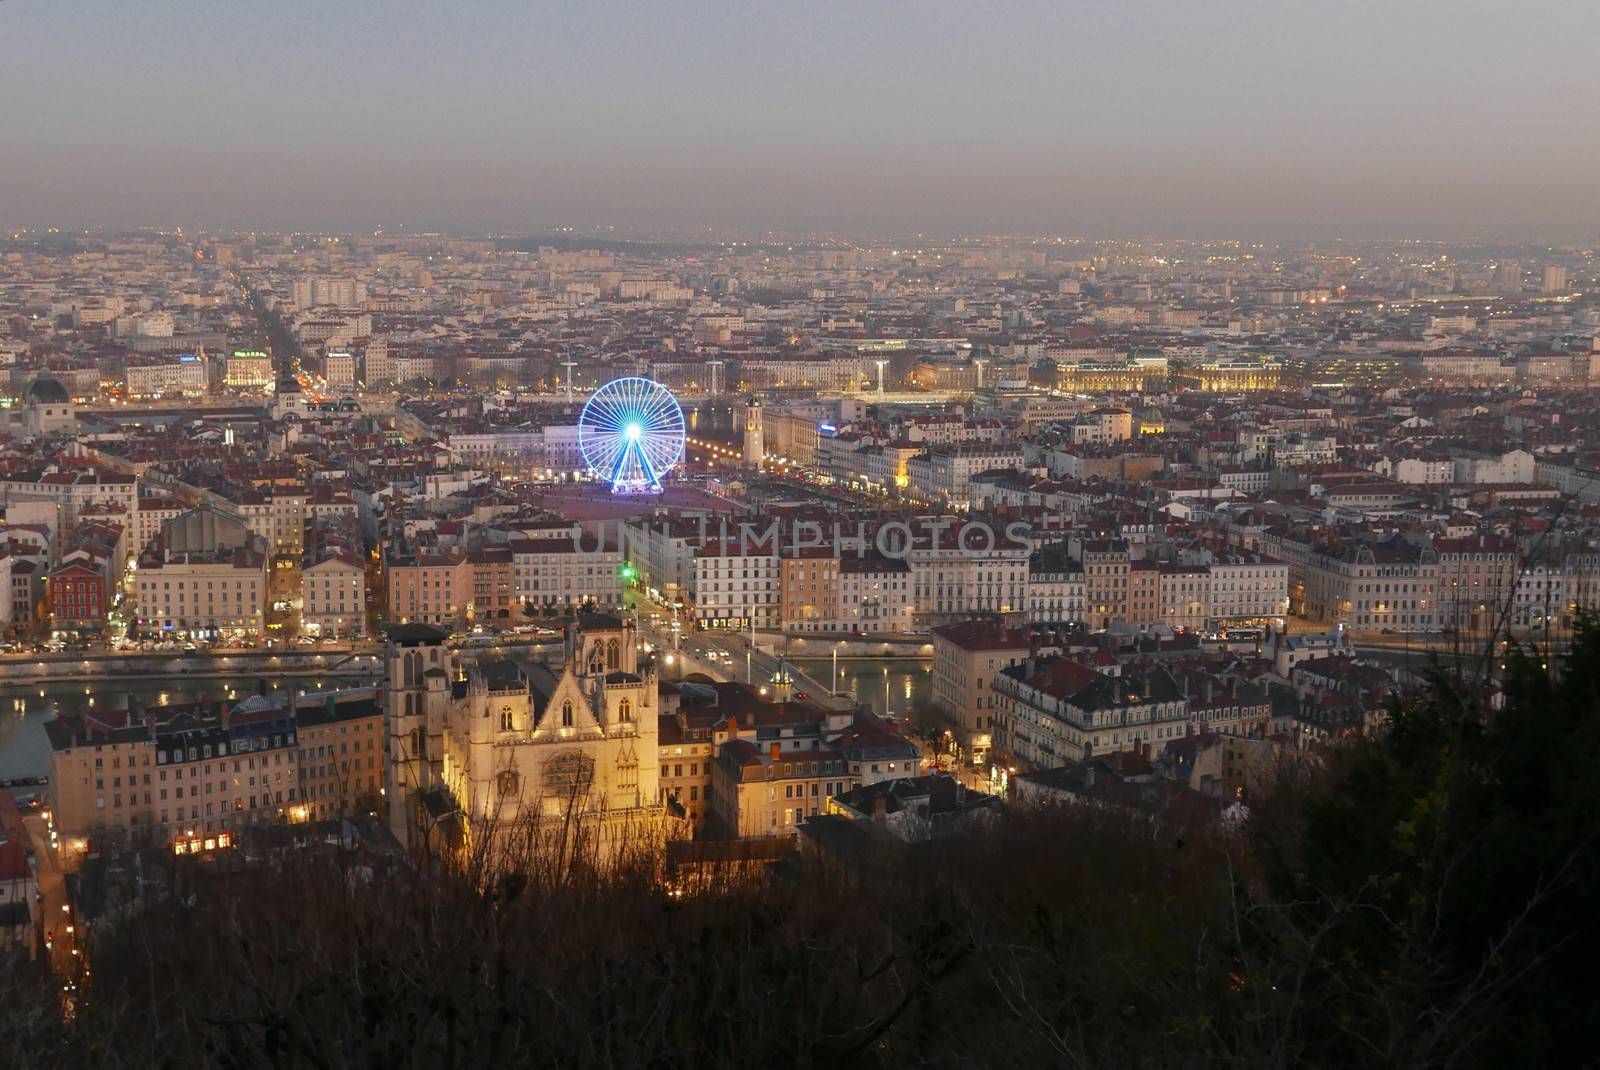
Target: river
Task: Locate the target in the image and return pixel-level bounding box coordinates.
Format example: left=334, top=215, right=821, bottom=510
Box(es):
left=794, top=656, right=933, bottom=722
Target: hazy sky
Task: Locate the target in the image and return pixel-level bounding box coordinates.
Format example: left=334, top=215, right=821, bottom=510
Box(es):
left=4, top=0, right=1597, bottom=239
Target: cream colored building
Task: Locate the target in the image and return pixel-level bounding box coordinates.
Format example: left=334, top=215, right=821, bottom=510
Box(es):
left=509, top=535, right=624, bottom=611
left=324, top=350, right=357, bottom=391
left=132, top=505, right=268, bottom=641
left=126, top=358, right=208, bottom=398
left=227, top=487, right=309, bottom=558
left=1207, top=553, right=1290, bottom=624
left=710, top=739, right=854, bottom=838
left=41, top=691, right=374, bottom=857
left=384, top=548, right=470, bottom=628
left=302, top=551, right=366, bottom=637
left=385, top=614, right=674, bottom=864
left=223, top=351, right=274, bottom=391
left=1157, top=564, right=1211, bottom=632
left=838, top=555, right=914, bottom=634
left=691, top=544, right=780, bottom=630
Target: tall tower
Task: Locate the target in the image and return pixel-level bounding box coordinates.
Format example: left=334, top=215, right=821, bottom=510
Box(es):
left=384, top=623, right=450, bottom=848
left=742, top=395, right=764, bottom=467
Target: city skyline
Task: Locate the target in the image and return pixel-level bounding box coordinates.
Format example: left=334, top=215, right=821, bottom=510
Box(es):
left=5, top=0, right=1600, bottom=239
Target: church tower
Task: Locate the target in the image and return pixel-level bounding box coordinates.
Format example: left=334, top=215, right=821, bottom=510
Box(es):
left=742, top=395, right=764, bottom=468
left=384, top=623, right=451, bottom=847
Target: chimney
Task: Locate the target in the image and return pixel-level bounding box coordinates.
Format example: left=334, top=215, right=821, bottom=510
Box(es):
left=769, top=741, right=781, bottom=763
left=1143, top=741, right=1152, bottom=760
left=872, top=794, right=888, bottom=821
left=725, top=715, right=738, bottom=740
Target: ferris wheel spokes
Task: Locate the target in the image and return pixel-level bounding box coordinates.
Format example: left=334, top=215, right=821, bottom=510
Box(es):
left=578, top=376, right=686, bottom=494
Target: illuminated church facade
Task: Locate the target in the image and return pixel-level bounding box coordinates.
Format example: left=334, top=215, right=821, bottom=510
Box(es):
left=385, top=613, right=670, bottom=863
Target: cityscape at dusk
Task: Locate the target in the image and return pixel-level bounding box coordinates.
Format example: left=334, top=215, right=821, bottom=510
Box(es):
left=2, top=3, right=1598, bottom=1067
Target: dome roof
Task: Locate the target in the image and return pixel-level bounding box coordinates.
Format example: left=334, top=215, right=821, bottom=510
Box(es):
left=25, top=378, right=69, bottom=404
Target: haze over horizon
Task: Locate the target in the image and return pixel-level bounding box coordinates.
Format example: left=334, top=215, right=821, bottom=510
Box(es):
left=4, top=0, right=1598, bottom=240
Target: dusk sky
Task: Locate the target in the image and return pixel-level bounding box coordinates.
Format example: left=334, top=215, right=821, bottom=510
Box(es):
left=4, top=0, right=1598, bottom=238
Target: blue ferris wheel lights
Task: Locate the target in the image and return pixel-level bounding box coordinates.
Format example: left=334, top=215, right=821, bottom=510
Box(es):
left=577, top=376, right=686, bottom=494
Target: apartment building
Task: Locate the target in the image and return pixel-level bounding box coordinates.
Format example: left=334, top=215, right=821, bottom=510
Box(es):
left=292, top=276, right=367, bottom=309
left=1157, top=564, right=1211, bottom=632
left=294, top=689, right=385, bottom=821
left=1434, top=535, right=1518, bottom=634
left=222, top=351, right=274, bottom=391
left=708, top=719, right=919, bottom=838
left=905, top=443, right=1026, bottom=501
left=779, top=550, right=840, bottom=633
left=838, top=555, right=913, bottom=634
left=0, top=466, right=138, bottom=525
left=324, top=350, right=357, bottom=390
left=931, top=619, right=1030, bottom=765
left=302, top=520, right=367, bottom=638
left=1300, top=539, right=1439, bottom=633
left=658, top=709, right=717, bottom=832
left=1027, top=553, right=1086, bottom=624
left=125, top=357, right=208, bottom=398
left=992, top=659, right=1189, bottom=769
left=510, top=536, right=624, bottom=612
left=384, top=546, right=470, bottom=628
left=44, top=696, right=304, bottom=856
left=1129, top=560, right=1161, bottom=626
left=691, top=541, right=779, bottom=631
left=467, top=545, right=517, bottom=623
left=0, top=551, right=44, bottom=634
left=1207, top=552, right=1290, bottom=624
left=906, top=521, right=1030, bottom=624
left=1081, top=540, right=1131, bottom=630
left=227, top=486, right=309, bottom=558
left=133, top=505, right=268, bottom=641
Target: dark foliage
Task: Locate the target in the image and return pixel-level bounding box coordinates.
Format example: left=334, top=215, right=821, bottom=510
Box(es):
left=5, top=626, right=1598, bottom=1068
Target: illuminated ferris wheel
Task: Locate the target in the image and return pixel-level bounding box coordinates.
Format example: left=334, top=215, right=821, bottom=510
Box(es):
left=578, top=376, right=686, bottom=493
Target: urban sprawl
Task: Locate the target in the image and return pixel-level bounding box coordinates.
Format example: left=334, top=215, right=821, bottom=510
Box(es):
left=2, top=230, right=1598, bottom=964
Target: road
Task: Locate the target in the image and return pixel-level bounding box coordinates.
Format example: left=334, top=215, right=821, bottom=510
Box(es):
left=23, top=813, right=81, bottom=989
left=237, top=273, right=303, bottom=378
